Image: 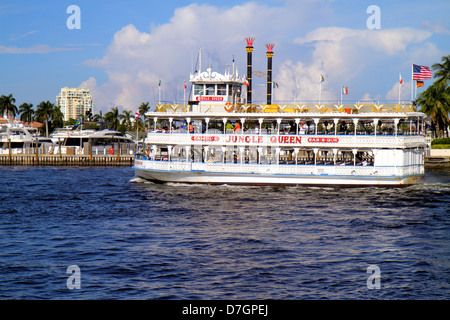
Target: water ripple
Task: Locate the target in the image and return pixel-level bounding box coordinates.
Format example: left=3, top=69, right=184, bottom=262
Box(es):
left=0, top=166, right=449, bottom=299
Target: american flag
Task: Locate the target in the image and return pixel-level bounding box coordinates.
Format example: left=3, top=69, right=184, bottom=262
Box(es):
left=412, top=64, right=432, bottom=80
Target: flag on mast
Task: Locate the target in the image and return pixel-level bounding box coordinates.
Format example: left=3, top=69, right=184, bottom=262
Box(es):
left=412, top=64, right=432, bottom=80
left=320, top=75, right=325, bottom=83
left=341, top=86, right=348, bottom=95
left=399, top=74, right=403, bottom=85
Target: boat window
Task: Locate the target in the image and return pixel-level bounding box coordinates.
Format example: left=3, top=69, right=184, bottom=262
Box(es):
left=217, top=84, right=227, bottom=96
left=194, top=84, right=203, bottom=96
left=228, top=85, right=234, bottom=96
left=205, top=85, right=215, bottom=95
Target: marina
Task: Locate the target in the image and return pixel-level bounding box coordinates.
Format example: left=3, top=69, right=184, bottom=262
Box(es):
left=0, top=154, right=134, bottom=166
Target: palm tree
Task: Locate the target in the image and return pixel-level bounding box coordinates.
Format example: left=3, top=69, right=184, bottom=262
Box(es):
left=138, top=101, right=151, bottom=130
left=19, top=103, right=34, bottom=123
left=0, top=94, right=18, bottom=118
left=416, top=82, right=450, bottom=138
left=119, top=110, right=133, bottom=130
left=104, top=106, right=120, bottom=130
left=92, top=110, right=103, bottom=122
left=138, top=102, right=150, bottom=115
left=432, top=54, right=450, bottom=87
left=35, top=101, right=55, bottom=137
left=132, top=116, right=145, bottom=132
left=52, top=106, right=64, bottom=130
left=416, top=54, right=450, bottom=138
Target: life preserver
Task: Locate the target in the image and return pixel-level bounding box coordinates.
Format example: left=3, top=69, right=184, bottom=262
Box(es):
left=224, top=102, right=234, bottom=112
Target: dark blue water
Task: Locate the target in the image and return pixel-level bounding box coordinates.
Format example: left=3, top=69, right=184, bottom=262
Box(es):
left=0, top=166, right=449, bottom=300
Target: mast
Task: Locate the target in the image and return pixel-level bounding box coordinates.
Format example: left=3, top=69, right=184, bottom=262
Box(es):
left=199, top=47, right=202, bottom=74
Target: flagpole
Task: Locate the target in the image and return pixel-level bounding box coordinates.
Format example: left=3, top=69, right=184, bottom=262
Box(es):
left=398, top=74, right=401, bottom=106
left=340, top=86, right=343, bottom=105
left=411, top=65, right=413, bottom=102
left=319, top=80, right=322, bottom=105
left=158, top=80, right=162, bottom=105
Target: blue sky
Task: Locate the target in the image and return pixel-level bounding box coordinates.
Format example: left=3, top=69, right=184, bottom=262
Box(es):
left=1, top=0, right=449, bottom=113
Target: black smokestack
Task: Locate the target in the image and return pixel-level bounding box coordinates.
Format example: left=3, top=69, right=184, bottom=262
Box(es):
left=245, top=37, right=255, bottom=105
left=265, top=43, right=275, bottom=105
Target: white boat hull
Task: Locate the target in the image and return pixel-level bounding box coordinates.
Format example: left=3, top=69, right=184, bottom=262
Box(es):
left=134, top=160, right=424, bottom=187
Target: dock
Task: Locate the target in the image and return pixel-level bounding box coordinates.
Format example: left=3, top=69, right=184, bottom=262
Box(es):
left=425, top=149, right=450, bottom=168
left=0, top=154, right=134, bottom=166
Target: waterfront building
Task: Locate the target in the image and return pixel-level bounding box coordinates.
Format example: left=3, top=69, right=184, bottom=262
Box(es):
left=57, top=87, right=93, bottom=121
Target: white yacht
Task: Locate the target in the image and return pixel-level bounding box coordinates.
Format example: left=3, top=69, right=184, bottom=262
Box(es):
left=0, top=116, right=52, bottom=154
left=50, top=123, right=135, bottom=155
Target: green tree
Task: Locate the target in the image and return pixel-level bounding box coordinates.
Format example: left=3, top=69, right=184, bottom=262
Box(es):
left=138, top=101, right=150, bottom=130
left=432, top=55, right=450, bottom=87
left=52, top=106, right=64, bottom=129
left=104, top=106, right=120, bottom=130
left=0, top=94, right=18, bottom=118
left=92, top=110, right=103, bottom=122
left=35, top=101, right=55, bottom=137
left=19, top=103, right=35, bottom=123
left=416, top=54, right=450, bottom=138
left=416, top=82, right=450, bottom=138
left=119, top=109, right=133, bottom=130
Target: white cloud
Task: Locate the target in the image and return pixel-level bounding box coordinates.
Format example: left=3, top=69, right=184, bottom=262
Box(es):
left=0, top=44, right=78, bottom=54
left=294, top=27, right=434, bottom=100
left=9, top=30, right=38, bottom=41
left=385, top=80, right=413, bottom=102
left=80, top=3, right=438, bottom=111
left=421, top=20, right=450, bottom=35
left=274, top=59, right=336, bottom=103
left=296, top=27, right=432, bottom=55
left=81, top=2, right=336, bottom=111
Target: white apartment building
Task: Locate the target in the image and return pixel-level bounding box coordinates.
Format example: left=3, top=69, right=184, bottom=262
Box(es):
left=57, top=87, right=93, bottom=121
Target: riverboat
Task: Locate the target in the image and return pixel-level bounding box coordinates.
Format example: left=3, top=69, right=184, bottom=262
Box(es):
left=134, top=43, right=427, bottom=187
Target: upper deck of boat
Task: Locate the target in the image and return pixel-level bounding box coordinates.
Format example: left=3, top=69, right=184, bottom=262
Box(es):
left=147, top=102, right=425, bottom=120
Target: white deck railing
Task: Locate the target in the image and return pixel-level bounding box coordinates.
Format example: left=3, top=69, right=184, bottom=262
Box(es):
left=136, top=159, right=424, bottom=177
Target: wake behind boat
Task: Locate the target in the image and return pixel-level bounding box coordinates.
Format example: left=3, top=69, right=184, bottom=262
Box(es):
left=134, top=40, right=427, bottom=187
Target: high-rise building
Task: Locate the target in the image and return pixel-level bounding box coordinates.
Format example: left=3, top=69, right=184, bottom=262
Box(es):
left=57, top=87, right=93, bottom=121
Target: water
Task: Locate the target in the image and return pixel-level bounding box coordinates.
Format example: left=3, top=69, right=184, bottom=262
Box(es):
left=0, top=166, right=449, bottom=300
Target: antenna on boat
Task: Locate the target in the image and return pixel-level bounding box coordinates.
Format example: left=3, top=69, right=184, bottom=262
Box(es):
left=199, top=48, right=202, bottom=74
left=232, top=55, right=235, bottom=78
